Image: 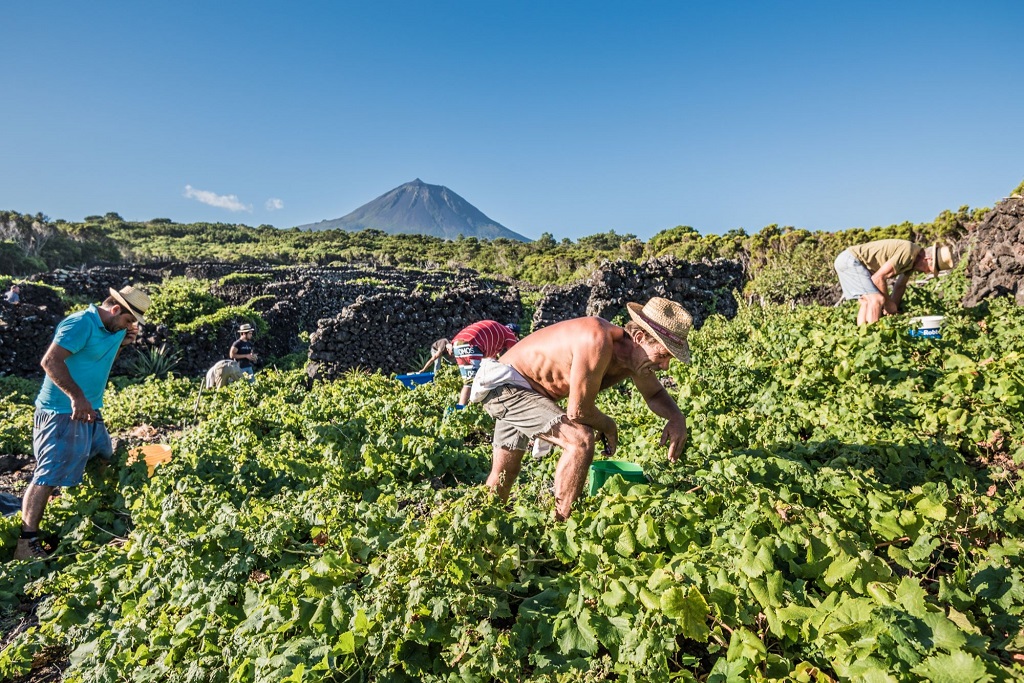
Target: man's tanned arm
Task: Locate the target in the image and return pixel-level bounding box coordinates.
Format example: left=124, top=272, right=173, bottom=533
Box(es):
left=40, top=344, right=94, bottom=421
left=565, top=329, right=618, bottom=454
left=633, top=371, right=688, bottom=461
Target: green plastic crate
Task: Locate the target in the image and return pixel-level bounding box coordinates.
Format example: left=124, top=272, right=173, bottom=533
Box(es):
left=588, top=460, right=646, bottom=495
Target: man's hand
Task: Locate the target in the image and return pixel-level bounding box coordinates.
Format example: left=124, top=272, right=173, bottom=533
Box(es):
left=121, top=323, right=139, bottom=347
left=71, top=396, right=97, bottom=422
left=661, top=415, right=688, bottom=462
left=600, top=419, right=619, bottom=457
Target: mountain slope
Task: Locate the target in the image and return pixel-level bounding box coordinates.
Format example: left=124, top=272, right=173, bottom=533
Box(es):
left=295, top=179, right=528, bottom=241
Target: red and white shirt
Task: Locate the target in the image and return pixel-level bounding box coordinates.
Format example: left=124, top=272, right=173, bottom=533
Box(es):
left=453, top=320, right=517, bottom=357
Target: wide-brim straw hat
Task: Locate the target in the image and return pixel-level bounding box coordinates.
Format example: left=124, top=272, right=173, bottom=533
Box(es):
left=926, top=244, right=955, bottom=274
left=238, top=323, right=256, bottom=333
left=108, top=286, right=151, bottom=323
left=626, top=297, right=693, bottom=364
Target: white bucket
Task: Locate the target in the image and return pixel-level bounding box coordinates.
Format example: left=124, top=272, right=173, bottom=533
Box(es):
left=910, top=315, right=944, bottom=338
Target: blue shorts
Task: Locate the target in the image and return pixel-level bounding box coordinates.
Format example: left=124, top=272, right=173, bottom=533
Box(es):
left=834, top=249, right=882, bottom=300
left=32, top=409, right=113, bottom=487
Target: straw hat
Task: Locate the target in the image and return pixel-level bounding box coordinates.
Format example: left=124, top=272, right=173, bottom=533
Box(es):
left=926, top=244, right=955, bottom=274
left=238, top=323, right=256, bottom=333
left=108, top=286, right=151, bottom=323
left=626, top=297, right=693, bottom=364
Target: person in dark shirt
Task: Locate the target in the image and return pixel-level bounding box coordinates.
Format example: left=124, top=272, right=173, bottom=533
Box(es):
left=230, top=323, right=258, bottom=381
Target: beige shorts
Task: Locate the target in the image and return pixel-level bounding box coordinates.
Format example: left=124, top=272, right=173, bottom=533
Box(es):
left=480, top=385, right=566, bottom=452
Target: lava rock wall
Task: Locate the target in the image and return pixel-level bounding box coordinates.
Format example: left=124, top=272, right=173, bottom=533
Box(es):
left=532, top=257, right=744, bottom=331
left=963, top=195, right=1024, bottom=307
left=308, top=287, right=522, bottom=380
left=0, top=284, right=67, bottom=377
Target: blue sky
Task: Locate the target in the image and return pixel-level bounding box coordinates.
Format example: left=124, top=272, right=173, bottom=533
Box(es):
left=2, top=1, right=1021, bottom=241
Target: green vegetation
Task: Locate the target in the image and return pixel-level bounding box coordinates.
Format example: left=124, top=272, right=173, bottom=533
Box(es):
left=0, top=188, right=1003, bottom=301
left=219, top=272, right=273, bottom=287
left=145, top=277, right=225, bottom=328
left=177, top=304, right=268, bottom=339
left=1, top=280, right=1023, bottom=680
left=124, top=344, right=182, bottom=379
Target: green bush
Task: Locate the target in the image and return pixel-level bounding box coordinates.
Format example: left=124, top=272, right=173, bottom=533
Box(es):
left=177, top=305, right=267, bottom=339
left=145, top=277, right=224, bottom=328
left=218, top=273, right=271, bottom=287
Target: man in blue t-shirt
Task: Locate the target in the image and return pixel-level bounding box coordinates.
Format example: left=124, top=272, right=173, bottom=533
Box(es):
left=14, top=285, right=151, bottom=561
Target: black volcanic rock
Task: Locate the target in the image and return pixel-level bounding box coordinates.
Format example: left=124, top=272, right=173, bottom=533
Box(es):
left=295, top=179, right=529, bottom=241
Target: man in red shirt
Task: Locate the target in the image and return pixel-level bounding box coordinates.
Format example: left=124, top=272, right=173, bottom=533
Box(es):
left=421, top=321, right=519, bottom=406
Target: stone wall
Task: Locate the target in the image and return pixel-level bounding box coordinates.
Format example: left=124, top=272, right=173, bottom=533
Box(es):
left=532, top=257, right=744, bottom=331
left=0, top=284, right=67, bottom=377
left=3, top=257, right=745, bottom=380
left=308, top=287, right=522, bottom=380
left=30, top=265, right=167, bottom=302
left=963, top=196, right=1024, bottom=307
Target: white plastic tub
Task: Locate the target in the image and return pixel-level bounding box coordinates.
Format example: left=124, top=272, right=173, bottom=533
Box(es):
left=909, top=315, right=944, bottom=338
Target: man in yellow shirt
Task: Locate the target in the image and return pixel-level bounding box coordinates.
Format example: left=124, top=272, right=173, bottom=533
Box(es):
left=833, top=239, right=953, bottom=325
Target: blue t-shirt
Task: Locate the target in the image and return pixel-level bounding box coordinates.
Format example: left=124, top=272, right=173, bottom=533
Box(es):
left=35, top=305, right=126, bottom=413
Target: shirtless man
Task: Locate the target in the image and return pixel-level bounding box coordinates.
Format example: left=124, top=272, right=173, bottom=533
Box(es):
left=470, top=297, right=692, bottom=520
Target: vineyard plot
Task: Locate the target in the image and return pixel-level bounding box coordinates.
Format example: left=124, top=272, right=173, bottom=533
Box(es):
left=2, top=299, right=1024, bottom=682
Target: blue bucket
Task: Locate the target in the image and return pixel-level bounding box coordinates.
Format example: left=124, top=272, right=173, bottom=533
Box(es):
left=396, top=372, right=435, bottom=389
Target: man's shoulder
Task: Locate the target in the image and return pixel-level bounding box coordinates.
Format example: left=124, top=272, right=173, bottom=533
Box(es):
left=57, top=306, right=98, bottom=330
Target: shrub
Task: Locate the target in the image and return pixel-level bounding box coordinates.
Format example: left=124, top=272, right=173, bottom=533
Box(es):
left=218, top=273, right=271, bottom=287
left=145, top=278, right=224, bottom=328
left=178, top=305, right=268, bottom=340
left=125, top=344, right=182, bottom=379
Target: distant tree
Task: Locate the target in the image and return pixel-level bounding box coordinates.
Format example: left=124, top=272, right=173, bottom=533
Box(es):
left=104, top=212, right=124, bottom=222
left=577, top=230, right=636, bottom=251
left=149, top=218, right=173, bottom=225
left=619, top=238, right=643, bottom=260
left=533, top=232, right=557, bottom=252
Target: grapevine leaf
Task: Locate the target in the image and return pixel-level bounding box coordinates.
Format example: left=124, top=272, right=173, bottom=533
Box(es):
left=910, top=651, right=992, bottom=683
left=661, top=586, right=711, bottom=641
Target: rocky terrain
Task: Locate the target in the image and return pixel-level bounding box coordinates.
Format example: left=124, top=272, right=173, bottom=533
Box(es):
left=532, top=257, right=744, bottom=330
left=963, top=194, right=1024, bottom=307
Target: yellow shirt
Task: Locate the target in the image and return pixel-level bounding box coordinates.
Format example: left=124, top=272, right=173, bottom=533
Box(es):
left=849, top=239, right=922, bottom=276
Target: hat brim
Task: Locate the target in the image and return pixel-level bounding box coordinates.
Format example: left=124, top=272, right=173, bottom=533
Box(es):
left=626, top=302, right=691, bottom=364
left=108, top=288, right=145, bottom=323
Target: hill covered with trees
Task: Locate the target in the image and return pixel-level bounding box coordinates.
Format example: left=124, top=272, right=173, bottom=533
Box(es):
left=5, top=179, right=1021, bottom=304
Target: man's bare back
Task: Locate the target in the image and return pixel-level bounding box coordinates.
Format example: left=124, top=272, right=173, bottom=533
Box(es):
left=477, top=299, right=692, bottom=519
left=499, top=317, right=634, bottom=401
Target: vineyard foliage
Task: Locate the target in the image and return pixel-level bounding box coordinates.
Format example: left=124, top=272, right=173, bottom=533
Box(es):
left=2, top=288, right=1024, bottom=681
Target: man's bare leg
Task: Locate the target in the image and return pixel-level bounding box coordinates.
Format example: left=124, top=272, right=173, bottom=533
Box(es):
left=547, top=421, right=597, bottom=521
left=20, top=483, right=54, bottom=532
left=858, top=293, right=885, bottom=325
left=486, top=447, right=525, bottom=500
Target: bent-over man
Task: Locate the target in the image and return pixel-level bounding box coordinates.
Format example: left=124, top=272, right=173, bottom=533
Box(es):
left=834, top=239, right=953, bottom=325
left=470, top=297, right=691, bottom=520
left=421, top=321, right=519, bottom=406
left=15, top=285, right=150, bottom=560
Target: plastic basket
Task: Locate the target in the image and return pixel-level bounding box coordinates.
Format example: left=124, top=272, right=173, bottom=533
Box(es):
left=128, top=444, right=172, bottom=477
left=909, top=315, right=944, bottom=339
left=588, top=460, right=646, bottom=495
left=396, top=372, right=435, bottom=389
